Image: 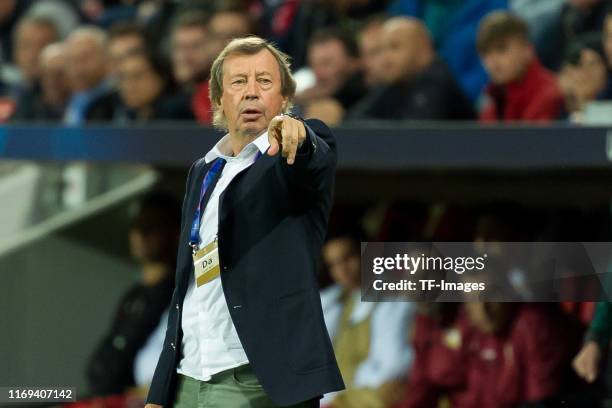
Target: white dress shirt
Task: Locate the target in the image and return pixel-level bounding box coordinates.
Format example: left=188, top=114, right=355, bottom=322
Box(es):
left=177, top=131, right=270, bottom=381
left=319, top=285, right=416, bottom=404
left=134, top=309, right=168, bottom=386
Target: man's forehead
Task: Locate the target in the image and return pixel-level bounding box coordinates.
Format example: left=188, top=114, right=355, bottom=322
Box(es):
left=224, top=49, right=280, bottom=76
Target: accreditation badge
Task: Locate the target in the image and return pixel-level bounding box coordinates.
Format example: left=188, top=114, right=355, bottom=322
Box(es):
left=193, top=239, right=221, bottom=287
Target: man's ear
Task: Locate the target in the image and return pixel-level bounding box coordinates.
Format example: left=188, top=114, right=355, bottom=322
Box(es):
left=281, top=97, right=289, bottom=112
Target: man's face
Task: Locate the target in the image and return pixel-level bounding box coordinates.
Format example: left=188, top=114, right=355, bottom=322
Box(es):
left=172, top=26, right=214, bottom=84
left=323, top=238, right=360, bottom=289
left=117, top=55, right=164, bottom=109
left=14, top=22, right=57, bottom=82
left=0, top=0, right=15, bottom=24
left=359, top=24, right=385, bottom=86
left=108, top=34, right=144, bottom=74
left=210, top=12, right=250, bottom=45
left=380, top=27, right=420, bottom=83
left=308, top=39, right=356, bottom=93
left=219, top=49, right=287, bottom=137
left=40, top=52, right=70, bottom=106
left=482, top=37, right=533, bottom=85
left=604, top=15, right=612, bottom=68
left=129, top=227, right=168, bottom=263
left=572, top=48, right=608, bottom=101
left=66, top=37, right=108, bottom=92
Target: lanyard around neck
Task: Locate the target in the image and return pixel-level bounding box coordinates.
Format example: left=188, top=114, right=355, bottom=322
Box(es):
left=188, top=150, right=263, bottom=250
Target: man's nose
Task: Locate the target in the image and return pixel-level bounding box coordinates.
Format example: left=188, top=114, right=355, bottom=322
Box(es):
left=244, top=78, right=259, bottom=100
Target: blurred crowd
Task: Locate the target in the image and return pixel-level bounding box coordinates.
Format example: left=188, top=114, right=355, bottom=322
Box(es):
left=0, top=0, right=611, bottom=126
left=74, top=192, right=612, bottom=408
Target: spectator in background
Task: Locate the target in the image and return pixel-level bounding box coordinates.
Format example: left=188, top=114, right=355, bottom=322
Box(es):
left=13, top=42, right=70, bottom=121
left=107, top=22, right=147, bottom=78
left=573, top=301, right=612, bottom=384
left=295, top=28, right=367, bottom=126
left=0, top=0, right=30, bottom=64
left=559, top=34, right=610, bottom=121
left=12, top=15, right=58, bottom=87
left=601, top=7, right=612, bottom=97
left=605, top=7, right=612, bottom=68
left=320, top=234, right=414, bottom=408
left=388, top=0, right=506, bottom=102
left=86, top=191, right=180, bottom=397
left=399, top=303, right=468, bottom=408
left=358, top=14, right=387, bottom=88
left=539, top=0, right=611, bottom=70
left=1, top=0, right=80, bottom=65
left=348, top=17, right=474, bottom=121
left=401, top=303, right=582, bottom=408
left=81, top=0, right=138, bottom=28
left=64, top=26, right=116, bottom=124
left=10, top=15, right=60, bottom=120
left=460, top=303, right=581, bottom=407
left=477, top=12, right=564, bottom=122
left=114, top=48, right=194, bottom=123
left=170, top=12, right=217, bottom=125
left=208, top=4, right=253, bottom=46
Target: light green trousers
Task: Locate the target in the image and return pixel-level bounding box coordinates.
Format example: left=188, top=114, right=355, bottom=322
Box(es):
left=173, top=364, right=318, bottom=408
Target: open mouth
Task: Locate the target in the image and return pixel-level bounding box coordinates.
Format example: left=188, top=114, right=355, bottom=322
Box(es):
left=240, top=107, right=263, bottom=121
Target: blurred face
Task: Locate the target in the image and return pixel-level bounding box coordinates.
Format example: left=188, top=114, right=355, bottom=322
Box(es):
left=0, top=0, right=16, bottom=24
left=129, top=228, right=167, bottom=263
left=66, top=36, right=108, bottom=92
left=359, top=23, right=385, bottom=86
left=481, top=37, right=533, bottom=85
left=219, top=49, right=287, bottom=137
left=323, top=238, right=360, bottom=289
left=568, top=0, right=600, bottom=10
left=14, top=22, right=57, bottom=82
left=604, top=16, right=612, bottom=68
left=172, top=26, right=214, bottom=84
left=308, top=39, right=357, bottom=93
left=210, top=12, right=250, bottom=45
left=380, top=26, right=420, bottom=83
left=572, top=48, right=608, bottom=101
left=117, top=55, right=164, bottom=109
left=108, top=34, right=144, bottom=75
left=40, top=52, right=70, bottom=106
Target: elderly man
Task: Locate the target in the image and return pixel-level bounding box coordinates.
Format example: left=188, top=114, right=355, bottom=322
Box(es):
left=145, top=36, right=344, bottom=408
left=348, top=17, right=474, bottom=121
left=63, top=26, right=114, bottom=124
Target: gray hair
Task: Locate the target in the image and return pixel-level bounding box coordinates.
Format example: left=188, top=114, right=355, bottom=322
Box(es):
left=66, top=25, right=108, bottom=49
left=209, top=36, right=296, bottom=130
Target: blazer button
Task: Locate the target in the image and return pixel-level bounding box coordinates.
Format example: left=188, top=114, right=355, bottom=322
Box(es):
left=175, top=303, right=180, bottom=310
left=170, top=342, right=176, bottom=350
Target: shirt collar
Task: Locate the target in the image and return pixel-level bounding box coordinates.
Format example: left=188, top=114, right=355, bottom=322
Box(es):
left=204, top=131, right=270, bottom=163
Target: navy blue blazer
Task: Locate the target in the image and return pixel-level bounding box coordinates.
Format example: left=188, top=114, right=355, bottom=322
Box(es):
left=146, top=118, right=345, bottom=406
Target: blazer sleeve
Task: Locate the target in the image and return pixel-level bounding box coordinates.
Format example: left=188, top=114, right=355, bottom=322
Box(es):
left=274, top=117, right=337, bottom=198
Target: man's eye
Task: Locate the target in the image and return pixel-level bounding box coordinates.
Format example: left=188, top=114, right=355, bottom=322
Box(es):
left=233, top=79, right=245, bottom=85
left=259, top=78, right=271, bottom=84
